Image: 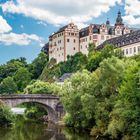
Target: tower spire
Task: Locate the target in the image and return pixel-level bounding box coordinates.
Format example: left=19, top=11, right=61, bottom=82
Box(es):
left=115, top=10, right=124, bottom=26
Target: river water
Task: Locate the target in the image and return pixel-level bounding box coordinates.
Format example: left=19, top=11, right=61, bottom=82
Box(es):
left=0, top=116, right=96, bottom=140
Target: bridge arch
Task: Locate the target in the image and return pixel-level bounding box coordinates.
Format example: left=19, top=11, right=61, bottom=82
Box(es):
left=15, top=101, right=58, bottom=122
left=0, top=94, right=64, bottom=123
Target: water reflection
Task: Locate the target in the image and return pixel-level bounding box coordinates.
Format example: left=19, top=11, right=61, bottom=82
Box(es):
left=0, top=117, right=107, bottom=140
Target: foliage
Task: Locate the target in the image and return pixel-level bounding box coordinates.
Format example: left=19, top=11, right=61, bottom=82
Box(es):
left=29, top=52, right=48, bottom=79
left=24, top=103, right=48, bottom=121
left=0, top=77, right=18, bottom=95
left=61, top=70, right=95, bottom=128
left=86, top=44, right=115, bottom=72
left=0, top=101, right=16, bottom=126
left=24, top=80, right=59, bottom=94
left=40, top=52, right=87, bottom=82
left=0, top=58, right=27, bottom=82
left=107, top=60, right=140, bottom=139
left=14, top=67, right=32, bottom=92
left=88, top=43, right=96, bottom=53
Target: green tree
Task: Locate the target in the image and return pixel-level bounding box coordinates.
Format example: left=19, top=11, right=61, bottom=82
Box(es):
left=88, top=43, right=96, bottom=53
left=107, top=60, right=140, bottom=139
left=14, top=67, right=31, bottom=92
left=0, top=101, right=16, bottom=126
left=61, top=70, right=96, bottom=128
left=24, top=80, right=59, bottom=94
left=90, top=57, right=125, bottom=137
left=29, top=52, right=49, bottom=79
left=0, top=77, right=18, bottom=94
left=0, top=60, right=26, bottom=82
left=87, top=44, right=115, bottom=72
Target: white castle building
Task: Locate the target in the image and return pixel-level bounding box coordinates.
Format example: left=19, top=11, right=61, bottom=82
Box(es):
left=45, top=11, right=137, bottom=63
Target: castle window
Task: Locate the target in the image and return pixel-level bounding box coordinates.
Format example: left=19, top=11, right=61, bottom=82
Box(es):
left=73, top=47, right=75, bottom=50
left=134, top=47, right=136, bottom=53
left=102, top=29, right=105, bottom=32
left=138, top=46, right=140, bottom=52
left=130, top=48, right=132, bottom=54
left=122, top=50, right=124, bottom=55
left=67, top=39, right=70, bottom=42
left=93, top=35, right=97, bottom=39
left=74, top=39, right=76, bottom=43
left=101, top=35, right=104, bottom=40
left=71, top=33, right=74, bottom=36
left=117, top=31, right=120, bottom=34
left=126, top=49, right=128, bottom=54
left=90, top=36, right=92, bottom=40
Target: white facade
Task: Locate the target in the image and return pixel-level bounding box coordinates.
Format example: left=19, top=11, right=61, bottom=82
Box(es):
left=121, top=42, right=140, bottom=57
left=49, top=23, right=79, bottom=63
left=48, top=11, right=134, bottom=63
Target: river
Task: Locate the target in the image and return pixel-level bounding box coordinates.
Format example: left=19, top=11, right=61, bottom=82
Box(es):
left=0, top=116, right=97, bottom=140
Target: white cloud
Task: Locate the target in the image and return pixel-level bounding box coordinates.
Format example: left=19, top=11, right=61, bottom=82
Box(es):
left=0, top=33, right=42, bottom=46
left=123, top=0, right=140, bottom=26
left=37, top=21, right=47, bottom=27
left=1, top=0, right=122, bottom=27
left=0, top=16, right=12, bottom=33
left=0, top=16, right=42, bottom=46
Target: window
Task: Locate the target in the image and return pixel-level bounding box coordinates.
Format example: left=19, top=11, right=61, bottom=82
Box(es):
left=102, top=29, right=105, bottom=32
left=81, top=46, right=82, bottom=49
left=101, top=35, right=104, bottom=40
left=138, top=46, right=140, bottom=52
left=122, top=50, right=124, bottom=55
left=93, top=35, right=97, bottom=39
left=74, top=39, right=76, bottom=43
left=126, top=49, right=128, bottom=54
left=134, top=47, right=136, bottom=53
left=67, top=39, right=70, bottom=42
left=130, top=48, right=132, bottom=54
left=117, top=30, right=120, bottom=34
left=90, top=36, right=92, bottom=40
left=73, top=47, right=75, bottom=50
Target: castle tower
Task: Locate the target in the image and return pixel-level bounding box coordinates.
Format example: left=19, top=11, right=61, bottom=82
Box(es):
left=114, top=11, right=124, bottom=36
left=115, top=10, right=124, bottom=26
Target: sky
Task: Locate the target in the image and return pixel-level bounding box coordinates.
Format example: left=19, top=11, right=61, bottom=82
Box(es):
left=0, top=0, right=140, bottom=64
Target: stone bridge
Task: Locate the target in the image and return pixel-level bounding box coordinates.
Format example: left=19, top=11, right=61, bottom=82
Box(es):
left=0, top=94, right=64, bottom=123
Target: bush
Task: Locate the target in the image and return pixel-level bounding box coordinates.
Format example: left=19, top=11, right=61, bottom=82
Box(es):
left=0, top=101, right=16, bottom=127
left=24, top=80, right=60, bottom=95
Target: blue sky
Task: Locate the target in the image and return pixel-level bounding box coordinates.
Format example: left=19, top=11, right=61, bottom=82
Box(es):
left=0, top=0, right=140, bottom=64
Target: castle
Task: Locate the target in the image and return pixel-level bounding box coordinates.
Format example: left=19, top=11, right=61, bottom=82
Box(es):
left=43, top=11, right=138, bottom=63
